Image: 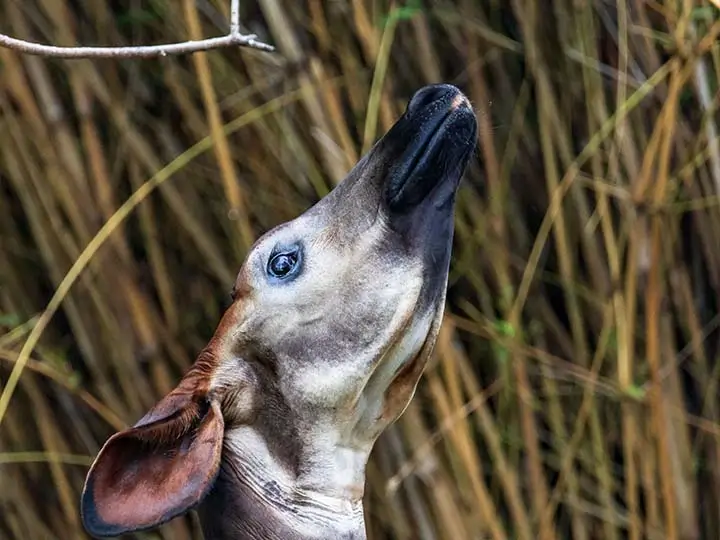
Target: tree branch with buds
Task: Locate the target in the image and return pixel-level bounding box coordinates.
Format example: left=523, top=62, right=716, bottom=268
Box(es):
left=0, top=0, right=274, bottom=59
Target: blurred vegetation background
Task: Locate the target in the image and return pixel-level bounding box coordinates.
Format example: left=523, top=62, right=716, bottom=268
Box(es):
left=1, top=1, right=720, bottom=539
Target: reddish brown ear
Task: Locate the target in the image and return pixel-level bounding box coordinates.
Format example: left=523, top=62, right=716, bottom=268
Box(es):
left=80, top=393, right=224, bottom=537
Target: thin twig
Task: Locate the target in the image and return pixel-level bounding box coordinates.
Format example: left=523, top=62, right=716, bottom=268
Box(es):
left=230, top=0, right=241, bottom=36
left=0, top=1, right=273, bottom=58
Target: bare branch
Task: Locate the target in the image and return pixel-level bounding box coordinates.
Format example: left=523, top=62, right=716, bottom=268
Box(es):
left=0, top=33, right=274, bottom=58
left=0, top=1, right=274, bottom=59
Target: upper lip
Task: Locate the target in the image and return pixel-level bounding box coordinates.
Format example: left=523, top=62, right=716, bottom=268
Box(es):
left=381, top=84, right=478, bottom=213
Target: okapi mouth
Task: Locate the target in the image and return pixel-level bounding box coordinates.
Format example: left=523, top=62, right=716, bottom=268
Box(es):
left=382, top=84, right=478, bottom=214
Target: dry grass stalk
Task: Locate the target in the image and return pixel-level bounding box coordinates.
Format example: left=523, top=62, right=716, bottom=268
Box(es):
left=1, top=1, right=720, bottom=539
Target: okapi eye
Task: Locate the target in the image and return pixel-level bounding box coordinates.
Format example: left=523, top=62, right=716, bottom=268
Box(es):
left=267, top=248, right=300, bottom=279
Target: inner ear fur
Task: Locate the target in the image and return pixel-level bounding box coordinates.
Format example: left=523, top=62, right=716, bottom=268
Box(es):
left=81, top=391, right=225, bottom=538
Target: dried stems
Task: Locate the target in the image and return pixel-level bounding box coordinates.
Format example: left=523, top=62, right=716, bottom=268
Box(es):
left=2, top=1, right=720, bottom=539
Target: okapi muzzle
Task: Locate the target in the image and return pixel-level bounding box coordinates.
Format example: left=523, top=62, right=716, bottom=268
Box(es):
left=81, top=84, right=478, bottom=539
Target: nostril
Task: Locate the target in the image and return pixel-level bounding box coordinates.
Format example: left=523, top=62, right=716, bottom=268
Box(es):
left=406, top=84, right=462, bottom=114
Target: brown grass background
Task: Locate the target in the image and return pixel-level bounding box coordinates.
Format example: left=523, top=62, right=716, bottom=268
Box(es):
left=1, top=1, right=720, bottom=539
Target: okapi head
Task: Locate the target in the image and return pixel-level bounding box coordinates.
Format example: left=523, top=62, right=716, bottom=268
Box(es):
left=81, top=84, right=478, bottom=539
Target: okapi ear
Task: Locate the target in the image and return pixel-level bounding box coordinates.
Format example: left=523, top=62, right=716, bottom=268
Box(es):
left=80, top=392, right=224, bottom=538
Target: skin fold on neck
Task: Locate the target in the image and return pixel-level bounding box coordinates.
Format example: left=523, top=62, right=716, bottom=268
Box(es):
left=198, top=425, right=369, bottom=540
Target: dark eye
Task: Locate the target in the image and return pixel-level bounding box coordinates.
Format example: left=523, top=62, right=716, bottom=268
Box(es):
left=267, top=249, right=300, bottom=279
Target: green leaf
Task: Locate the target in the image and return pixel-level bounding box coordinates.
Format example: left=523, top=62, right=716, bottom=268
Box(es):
left=379, top=1, right=424, bottom=28
left=624, top=384, right=646, bottom=401
left=495, top=319, right=516, bottom=338
left=0, top=313, right=22, bottom=327
left=691, top=6, right=717, bottom=22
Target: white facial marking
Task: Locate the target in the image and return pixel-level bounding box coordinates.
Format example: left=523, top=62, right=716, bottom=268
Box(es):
left=289, top=262, right=424, bottom=412
left=349, top=306, right=435, bottom=441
